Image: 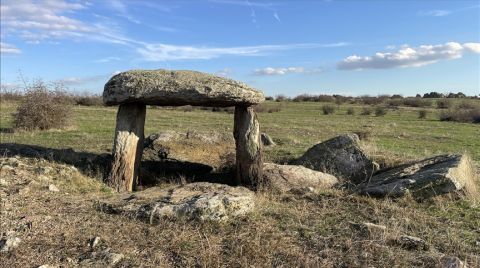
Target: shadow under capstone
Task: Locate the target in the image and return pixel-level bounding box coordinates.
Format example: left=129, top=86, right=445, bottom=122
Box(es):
left=0, top=143, right=230, bottom=188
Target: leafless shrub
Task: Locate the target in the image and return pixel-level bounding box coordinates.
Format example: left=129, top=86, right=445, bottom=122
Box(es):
left=346, top=107, right=355, bottom=115
left=402, top=98, right=432, bottom=107
left=457, top=101, right=478, bottom=110
left=275, top=95, right=289, bottom=102
left=360, top=107, right=372, bottom=115
left=375, top=106, right=388, bottom=117
left=418, top=110, right=428, bottom=119
left=13, top=80, right=72, bottom=130
left=322, top=104, right=336, bottom=115
left=75, top=94, right=103, bottom=106
left=439, top=108, right=480, bottom=123
left=436, top=99, right=453, bottom=109
left=254, top=104, right=282, bottom=113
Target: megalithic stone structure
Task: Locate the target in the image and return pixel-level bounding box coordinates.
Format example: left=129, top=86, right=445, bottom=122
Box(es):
left=103, top=69, right=265, bottom=192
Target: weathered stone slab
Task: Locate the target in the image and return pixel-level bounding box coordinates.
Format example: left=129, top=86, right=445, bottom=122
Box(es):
left=262, top=163, right=338, bottom=193
left=103, top=69, right=264, bottom=106
left=292, top=134, right=375, bottom=184
left=356, top=154, right=476, bottom=199
left=97, top=182, right=255, bottom=222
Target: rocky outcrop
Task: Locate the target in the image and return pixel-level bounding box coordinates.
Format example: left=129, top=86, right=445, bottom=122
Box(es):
left=356, top=154, right=477, bottom=199
left=262, top=163, right=338, bottom=193
left=103, top=69, right=265, bottom=106
left=97, top=182, right=255, bottom=223
left=292, top=134, right=376, bottom=184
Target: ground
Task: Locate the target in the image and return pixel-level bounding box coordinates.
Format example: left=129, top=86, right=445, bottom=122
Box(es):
left=0, top=100, right=479, bottom=267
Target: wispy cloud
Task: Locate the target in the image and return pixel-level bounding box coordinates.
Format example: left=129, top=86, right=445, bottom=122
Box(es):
left=337, top=42, right=480, bottom=70
left=137, top=42, right=348, bottom=61
left=94, top=56, right=122, bottom=63
left=418, top=5, right=479, bottom=17
left=215, top=68, right=233, bottom=77
left=0, top=42, right=21, bottom=54
left=210, top=0, right=281, bottom=25
left=253, top=66, right=323, bottom=75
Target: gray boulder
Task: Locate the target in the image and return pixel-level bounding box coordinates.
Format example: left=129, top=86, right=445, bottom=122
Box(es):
left=261, top=133, right=276, bottom=146
left=292, top=134, right=375, bottom=184
left=262, top=163, right=338, bottom=193
left=103, top=69, right=265, bottom=106
left=356, top=154, right=476, bottom=199
left=0, top=232, right=21, bottom=252
left=97, top=182, right=254, bottom=223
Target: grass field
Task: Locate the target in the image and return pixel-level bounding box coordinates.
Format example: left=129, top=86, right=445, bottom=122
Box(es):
left=1, top=99, right=480, bottom=267
left=1, top=100, right=480, bottom=165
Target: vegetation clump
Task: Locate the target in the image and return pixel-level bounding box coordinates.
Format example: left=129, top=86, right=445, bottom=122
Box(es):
left=375, top=106, right=388, bottom=117
left=418, top=110, right=428, bottom=119
left=13, top=81, right=72, bottom=130
left=322, top=104, right=336, bottom=115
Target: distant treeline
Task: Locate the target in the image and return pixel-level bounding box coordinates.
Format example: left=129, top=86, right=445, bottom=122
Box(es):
left=267, top=92, right=479, bottom=103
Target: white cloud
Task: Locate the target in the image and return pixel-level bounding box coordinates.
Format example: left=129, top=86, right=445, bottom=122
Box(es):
left=0, top=42, right=21, bottom=54
left=418, top=5, right=479, bottom=17
left=137, top=42, right=348, bottom=61
left=418, top=10, right=451, bottom=17
left=253, top=66, right=323, bottom=75
left=215, top=68, right=233, bottom=77
left=94, top=56, right=122, bottom=63
left=57, top=74, right=106, bottom=86
left=0, top=0, right=92, bottom=42
left=337, top=42, right=480, bottom=70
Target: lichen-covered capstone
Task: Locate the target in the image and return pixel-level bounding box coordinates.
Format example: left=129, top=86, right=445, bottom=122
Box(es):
left=103, top=69, right=265, bottom=106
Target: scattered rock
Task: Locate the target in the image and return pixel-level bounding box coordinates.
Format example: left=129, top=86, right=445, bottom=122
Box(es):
left=349, top=222, right=386, bottom=238
left=81, top=249, right=124, bottom=266
left=0, top=178, right=8, bottom=187
left=89, top=236, right=101, bottom=249
left=388, top=235, right=429, bottom=251
left=48, top=184, right=60, bottom=192
left=262, top=163, right=338, bottom=193
left=292, top=134, right=375, bottom=184
left=103, top=69, right=265, bottom=106
left=261, top=133, right=276, bottom=146
left=356, top=154, right=476, bottom=199
left=97, top=182, right=255, bottom=223
left=0, top=165, right=14, bottom=173
left=439, top=256, right=468, bottom=268
left=35, top=166, right=53, bottom=175
left=0, top=232, right=21, bottom=252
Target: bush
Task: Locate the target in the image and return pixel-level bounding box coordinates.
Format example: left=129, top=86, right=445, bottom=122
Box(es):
left=457, top=101, right=478, bottom=110
left=346, top=107, right=355, bottom=115
left=403, top=98, right=432, bottom=107
left=436, top=99, right=452, bottom=109
left=254, top=104, right=282, bottom=113
left=275, top=95, right=289, bottom=102
left=360, top=107, right=372, bottom=115
left=361, top=96, right=384, bottom=106
left=322, top=104, right=336, bottom=115
left=75, top=95, right=103, bottom=106
left=418, top=110, right=428, bottom=119
left=374, top=106, right=387, bottom=116
left=13, top=81, right=72, bottom=130
left=387, top=99, right=403, bottom=108
left=265, top=96, right=274, bottom=101
left=439, top=108, right=480, bottom=123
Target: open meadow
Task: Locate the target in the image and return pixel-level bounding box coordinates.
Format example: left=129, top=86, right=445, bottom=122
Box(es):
left=1, top=98, right=479, bottom=267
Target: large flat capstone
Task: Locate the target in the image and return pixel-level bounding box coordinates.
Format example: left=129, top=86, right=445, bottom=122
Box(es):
left=103, top=69, right=265, bottom=106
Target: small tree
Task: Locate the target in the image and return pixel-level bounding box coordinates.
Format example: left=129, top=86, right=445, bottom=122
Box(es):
left=13, top=80, right=72, bottom=130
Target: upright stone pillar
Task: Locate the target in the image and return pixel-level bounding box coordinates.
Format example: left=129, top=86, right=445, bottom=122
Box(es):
left=233, top=106, right=263, bottom=190
left=108, top=103, right=146, bottom=192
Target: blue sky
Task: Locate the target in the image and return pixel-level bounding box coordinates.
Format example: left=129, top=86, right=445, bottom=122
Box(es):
left=1, top=0, right=479, bottom=97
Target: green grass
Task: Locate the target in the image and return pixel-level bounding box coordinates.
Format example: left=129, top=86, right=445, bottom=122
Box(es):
left=1, top=100, right=479, bottom=165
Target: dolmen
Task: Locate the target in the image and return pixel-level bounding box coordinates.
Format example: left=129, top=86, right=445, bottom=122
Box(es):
left=103, top=69, right=265, bottom=192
